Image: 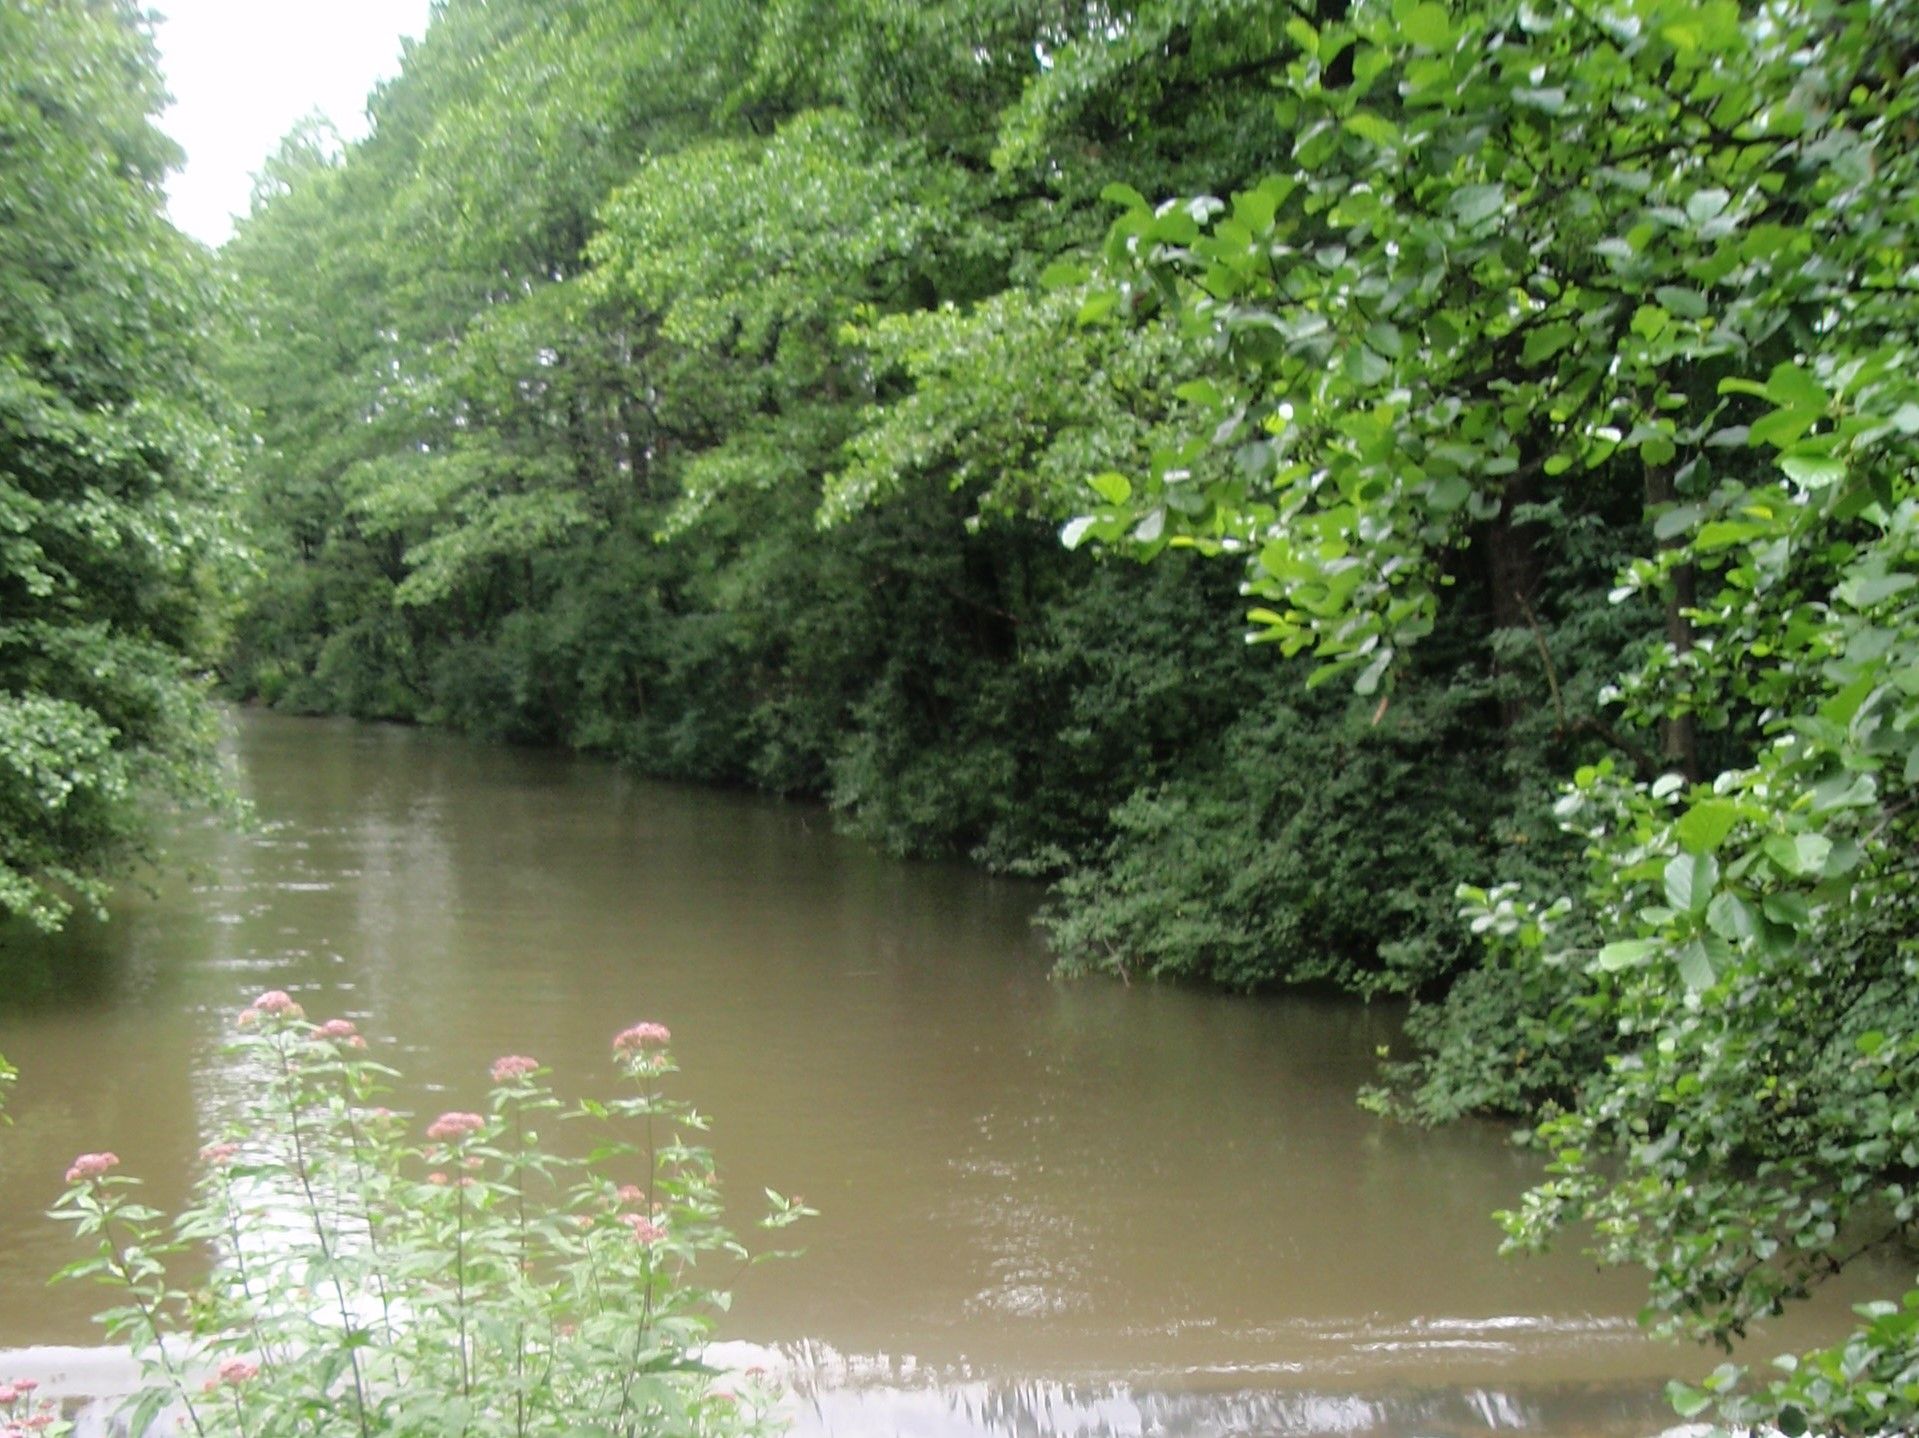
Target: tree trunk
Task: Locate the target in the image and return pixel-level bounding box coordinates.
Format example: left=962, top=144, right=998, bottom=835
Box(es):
left=1486, top=466, right=1544, bottom=731
left=1644, top=466, right=1700, bottom=782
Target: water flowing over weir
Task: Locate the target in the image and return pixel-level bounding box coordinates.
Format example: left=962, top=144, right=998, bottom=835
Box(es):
left=0, top=713, right=1898, bottom=1436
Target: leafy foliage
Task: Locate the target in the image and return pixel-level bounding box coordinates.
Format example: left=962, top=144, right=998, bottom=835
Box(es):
left=217, top=0, right=1606, bottom=1011
left=0, top=0, right=240, bottom=928
left=1072, top=0, right=1919, bottom=1426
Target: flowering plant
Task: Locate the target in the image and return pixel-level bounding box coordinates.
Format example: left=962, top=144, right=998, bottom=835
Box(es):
left=53, top=995, right=808, bottom=1438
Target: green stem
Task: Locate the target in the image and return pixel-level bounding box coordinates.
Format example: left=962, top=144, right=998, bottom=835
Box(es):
left=274, top=1038, right=374, bottom=1438
left=99, top=1207, right=210, bottom=1438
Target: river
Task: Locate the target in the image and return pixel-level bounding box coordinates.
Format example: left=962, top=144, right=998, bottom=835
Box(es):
left=0, top=713, right=1895, bottom=1435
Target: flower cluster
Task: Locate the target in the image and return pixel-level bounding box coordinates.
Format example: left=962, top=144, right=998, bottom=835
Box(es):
left=63, top=1152, right=117, bottom=1184
left=425, top=1111, right=486, bottom=1143
left=489, top=1054, right=540, bottom=1083
left=0, top=1376, right=55, bottom=1437
left=620, top=1213, right=665, bottom=1244
left=237, top=989, right=305, bottom=1026
left=51, top=1000, right=806, bottom=1438
left=613, top=1022, right=670, bottom=1052
left=316, top=1018, right=365, bottom=1048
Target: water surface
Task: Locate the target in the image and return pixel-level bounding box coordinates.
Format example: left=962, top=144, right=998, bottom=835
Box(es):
left=0, top=713, right=1894, bottom=1433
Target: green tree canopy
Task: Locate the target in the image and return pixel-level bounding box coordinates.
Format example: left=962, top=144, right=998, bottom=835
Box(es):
left=1071, top=0, right=1919, bottom=1427
left=0, top=0, right=239, bottom=929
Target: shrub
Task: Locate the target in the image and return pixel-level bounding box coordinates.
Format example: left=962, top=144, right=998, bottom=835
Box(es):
left=52, top=996, right=807, bottom=1438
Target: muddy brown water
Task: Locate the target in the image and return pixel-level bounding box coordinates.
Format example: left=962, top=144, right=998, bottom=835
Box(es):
left=0, top=712, right=1901, bottom=1435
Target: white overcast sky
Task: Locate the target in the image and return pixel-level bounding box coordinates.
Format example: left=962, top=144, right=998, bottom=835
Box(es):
left=153, top=0, right=435, bottom=246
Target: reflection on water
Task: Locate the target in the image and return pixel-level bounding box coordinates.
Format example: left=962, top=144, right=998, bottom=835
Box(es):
left=1, top=1343, right=1689, bottom=1438
left=777, top=1370, right=1686, bottom=1438
left=0, top=712, right=1899, bottom=1434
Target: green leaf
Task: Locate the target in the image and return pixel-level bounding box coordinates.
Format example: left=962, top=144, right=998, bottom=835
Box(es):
left=1174, top=380, right=1224, bottom=408
left=1664, top=852, right=1718, bottom=914
left=1428, top=474, right=1472, bottom=511
left=1684, top=189, right=1730, bottom=224
left=1654, top=286, right=1707, bottom=319
left=1448, top=183, right=1505, bottom=227
left=1838, top=572, right=1917, bottom=607
left=1100, top=182, right=1149, bottom=211
left=1087, top=472, right=1132, bottom=505
left=1521, top=323, right=1576, bottom=366
left=1780, top=454, right=1844, bottom=488
left=1667, top=1382, right=1713, bottom=1420
left=1343, top=111, right=1400, bottom=146
left=1762, top=833, right=1831, bottom=877
left=1749, top=405, right=1820, bottom=449
left=1404, top=2, right=1453, bottom=47
left=1762, top=891, right=1814, bottom=929
left=1764, top=361, right=1827, bottom=411
left=1076, top=292, right=1117, bottom=325
left=1595, top=939, right=1657, bottom=972
left=1675, top=799, right=1737, bottom=854
left=1675, top=937, right=1718, bottom=991
left=1653, top=503, right=1701, bottom=540
left=1694, top=520, right=1767, bottom=551
left=1706, top=890, right=1759, bottom=943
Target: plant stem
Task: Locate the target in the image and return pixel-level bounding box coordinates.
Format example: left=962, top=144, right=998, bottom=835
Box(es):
left=274, top=1038, right=374, bottom=1438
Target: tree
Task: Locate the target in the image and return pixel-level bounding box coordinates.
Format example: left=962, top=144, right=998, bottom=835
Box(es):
left=0, top=0, right=239, bottom=928
left=219, top=0, right=1633, bottom=994
left=1069, top=0, right=1919, bottom=1427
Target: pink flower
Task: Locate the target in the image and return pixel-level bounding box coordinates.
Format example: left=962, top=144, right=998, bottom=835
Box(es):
left=0, top=1387, right=15, bottom=1406
left=428, top=1172, right=449, bottom=1186
left=23, top=1416, right=52, bottom=1431
left=613, top=1022, right=671, bottom=1053
left=217, top=1359, right=259, bottom=1385
left=615, top=1184, right=646, bottom=1205
left=200, top=1143, right=240, bottom=1165
left=64, top=1152, right=119, bottom=1183
left=489, top=1055, right=539, bottom=1083
left=316, top=1019, right=362, bottom=1047
left=425, top=1111, right=485, bottom=1143
left=11, top=1382, right=35, bottom=1396
left=238, top=989, right=303, bottom=1026
left=621, top=1213, right=665, bottom=1243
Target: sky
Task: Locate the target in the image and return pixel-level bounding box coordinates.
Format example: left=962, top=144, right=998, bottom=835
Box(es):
left=152, top=0, right=435, bottom=246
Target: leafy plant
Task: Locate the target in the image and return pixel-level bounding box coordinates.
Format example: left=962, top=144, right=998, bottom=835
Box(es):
left=53, top=995, right=808, bottom=1438
left=1066, top=0, right=1919, bottom=1426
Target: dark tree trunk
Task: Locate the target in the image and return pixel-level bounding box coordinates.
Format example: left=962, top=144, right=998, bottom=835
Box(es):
left=1485, top=466, right=1544, bottom=731
left=1644, top=466, right=1700, bottom=782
